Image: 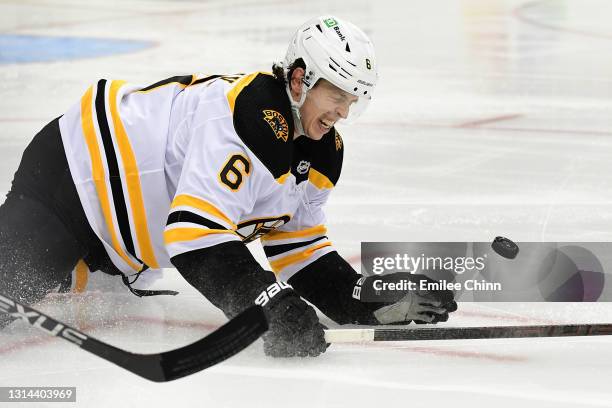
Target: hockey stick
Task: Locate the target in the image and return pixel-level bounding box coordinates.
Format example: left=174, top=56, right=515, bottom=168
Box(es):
left=0, top=294, right=267, bottom=382
left=324, top=323, right=612, bottom=343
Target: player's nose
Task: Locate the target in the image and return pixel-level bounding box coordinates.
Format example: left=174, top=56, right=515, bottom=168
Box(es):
left=335, top=103, right=349, bottom=120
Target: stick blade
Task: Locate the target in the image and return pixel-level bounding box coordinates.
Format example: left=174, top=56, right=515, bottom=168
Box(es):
left=156, top=305, right=268, bottom=382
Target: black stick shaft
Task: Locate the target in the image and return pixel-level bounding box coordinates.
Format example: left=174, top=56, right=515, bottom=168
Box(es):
left=373, top=323, right=612, bottom=341
left=325, top=323, right=612, bottom=343
left=0, top=293, right=267, bottom=381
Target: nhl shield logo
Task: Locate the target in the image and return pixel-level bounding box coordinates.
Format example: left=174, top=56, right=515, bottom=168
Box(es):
left=262, top=110, right=289, bottom=142
left=296, top=160, right=311, bottom=175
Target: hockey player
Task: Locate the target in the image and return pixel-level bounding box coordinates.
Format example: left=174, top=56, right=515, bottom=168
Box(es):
left=0, top=16, right=456, bottom=357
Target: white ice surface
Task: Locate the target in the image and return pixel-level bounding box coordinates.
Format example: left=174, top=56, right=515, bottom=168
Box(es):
left=1, top=0, right=612, bottom=407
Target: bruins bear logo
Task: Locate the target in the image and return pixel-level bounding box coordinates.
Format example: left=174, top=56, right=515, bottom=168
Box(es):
left=334, top=129, right=343, bottom=151
left=236, top=215, right=291, bottom=243
left=263, top=110, right=289, bottom=142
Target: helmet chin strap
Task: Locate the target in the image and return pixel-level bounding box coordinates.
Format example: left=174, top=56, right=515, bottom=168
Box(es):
left=285, top=82, right=309, bottom=138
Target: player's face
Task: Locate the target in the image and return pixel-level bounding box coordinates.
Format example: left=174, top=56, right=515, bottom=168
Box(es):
left=299, top=79, right=359, bottom=140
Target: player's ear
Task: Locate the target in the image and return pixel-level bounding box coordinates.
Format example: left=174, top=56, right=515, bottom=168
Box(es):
left=290, top=67, right=305, bottom=102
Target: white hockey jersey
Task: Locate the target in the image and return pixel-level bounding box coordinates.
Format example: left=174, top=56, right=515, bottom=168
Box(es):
left=58, top=72, right=343, bottom=281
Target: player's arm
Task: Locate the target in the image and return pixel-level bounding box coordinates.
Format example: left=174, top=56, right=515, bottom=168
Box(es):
left=262, top=199, right=398, bottom=325
left=279, top=221, right=457, bottom=325
left=257, top=129, right=373, bottom=324
left=164, top=134, right=271, bottom=319
left=262, top=130, right=456, bottom=325
left=167, top=73, right=327, bottom=357
left=289, top=252, right=458, bottom=325
left=166, top=130, right=327, bottom=358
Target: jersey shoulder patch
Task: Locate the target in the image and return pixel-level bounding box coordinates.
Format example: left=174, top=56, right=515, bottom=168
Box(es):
left=230, top=72, right=294, bottom=180
left=292, top=127, right=344, bottom=188
left=312, top=127, right=344, bottom=187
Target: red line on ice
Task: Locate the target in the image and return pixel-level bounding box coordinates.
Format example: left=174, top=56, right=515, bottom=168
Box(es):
left=360, top=120, right=612, bottom=137
left=455, top=113, right=523, bottom=128
left=455, top=309, right=557, bottom=325
left=404, top=346, right=528, bottom=362
left=338, top=342, right=528, bottom=362
left=0, top=316, right=220, bottom=356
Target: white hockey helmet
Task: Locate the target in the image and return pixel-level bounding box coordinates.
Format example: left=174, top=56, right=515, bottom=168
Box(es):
left=284, top=16, right=378, bottom=124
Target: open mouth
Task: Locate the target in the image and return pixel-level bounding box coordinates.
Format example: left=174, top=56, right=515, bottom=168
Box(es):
left=319, top=118, right=334, bottom=130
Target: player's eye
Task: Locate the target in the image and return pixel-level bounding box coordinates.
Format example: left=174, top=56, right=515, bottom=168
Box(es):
left=330, top=94, right=348, bottom=104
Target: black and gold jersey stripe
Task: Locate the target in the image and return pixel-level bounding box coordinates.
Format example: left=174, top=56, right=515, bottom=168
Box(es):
left=94, top=80, right=142, bottom=266
left=138, top=75, right=195, bottom=92
left=80, top=80, right=160, bottom=271
left=138, top=74, right=241, bottom=94
left=263, top=235, right=328, bottom=258
left=166, top=210, right=228, bottom=231
left=164, top=194, right=239, bottom=245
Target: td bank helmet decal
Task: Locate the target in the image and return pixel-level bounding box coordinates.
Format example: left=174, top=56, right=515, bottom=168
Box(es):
left=263, top=110, right=289, bottom=142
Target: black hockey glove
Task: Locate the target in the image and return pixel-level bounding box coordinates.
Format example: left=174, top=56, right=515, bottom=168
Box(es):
left=354, top=273, right=458, bottom=325
left=256, top=282, right=329, bottom=358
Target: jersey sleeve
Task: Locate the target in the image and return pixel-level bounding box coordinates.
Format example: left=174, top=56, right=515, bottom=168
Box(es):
left=164, top=117, right=255, bottom=258
left=261, top=129, right=344, bottom=281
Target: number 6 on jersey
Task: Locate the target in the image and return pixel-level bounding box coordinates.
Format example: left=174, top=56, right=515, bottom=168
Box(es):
left=219, top=153, right=251, bottom=191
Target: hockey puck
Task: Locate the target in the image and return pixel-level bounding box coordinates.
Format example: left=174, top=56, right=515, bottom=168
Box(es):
left=491, top=236, right=519, bottom=259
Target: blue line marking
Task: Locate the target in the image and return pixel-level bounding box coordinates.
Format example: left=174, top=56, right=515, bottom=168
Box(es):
left=0, top=34, right=154, bottom=64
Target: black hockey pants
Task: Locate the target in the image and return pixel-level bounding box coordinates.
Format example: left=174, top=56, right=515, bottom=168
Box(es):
left=0, top=118, right=110, bottom=326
